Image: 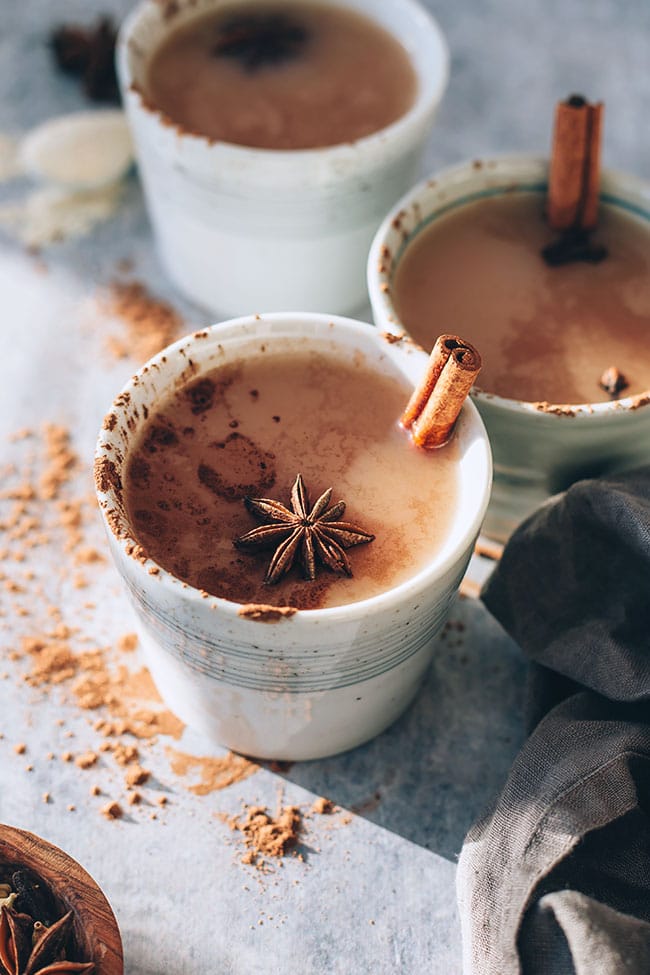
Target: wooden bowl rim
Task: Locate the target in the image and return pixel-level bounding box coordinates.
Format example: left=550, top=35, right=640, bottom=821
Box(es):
left=0, top=824, right=123, bottom=975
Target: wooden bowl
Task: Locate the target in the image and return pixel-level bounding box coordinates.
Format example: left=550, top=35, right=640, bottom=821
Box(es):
left=0, top=825, right=123, bottom=975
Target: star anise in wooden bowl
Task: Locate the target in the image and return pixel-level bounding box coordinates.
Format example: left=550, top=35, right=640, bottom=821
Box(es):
left=0, top=827, right=122, bottom=975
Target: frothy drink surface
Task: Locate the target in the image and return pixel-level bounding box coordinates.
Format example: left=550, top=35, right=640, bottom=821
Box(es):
left=124, top=347, right=458, bottom=610
left=393, top=192, right=650, bottom=404
left=145, top=2, right=417, bottom=150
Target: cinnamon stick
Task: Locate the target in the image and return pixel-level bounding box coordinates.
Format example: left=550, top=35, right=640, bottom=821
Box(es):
left=402, top=334, right=482, bottom=449
left=547, top=94, right=603, bottom=231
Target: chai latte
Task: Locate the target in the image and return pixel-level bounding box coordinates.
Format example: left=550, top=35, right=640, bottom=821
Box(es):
left=145, top=2, right=418, bottom=150
left=393, top=192, right=650, bottom=404
left=124, top=346, right=458, bottom=610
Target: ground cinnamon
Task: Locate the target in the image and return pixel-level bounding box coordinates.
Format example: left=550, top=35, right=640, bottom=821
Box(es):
left=401, top=334, right=481, bottom=448
left=547, top=94, right=603, bottom=232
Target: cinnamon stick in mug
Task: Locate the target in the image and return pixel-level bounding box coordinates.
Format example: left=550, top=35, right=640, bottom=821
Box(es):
left=547, top=94, right=603, bottom=231
left=402, top=334, right=481, bottom=448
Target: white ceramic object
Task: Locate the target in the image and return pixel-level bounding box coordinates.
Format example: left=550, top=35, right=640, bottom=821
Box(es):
left=116, top=0, right=449, bottom=317
left=95, top=313, right=491, bottom=760
left=368, top=156, right=650, bottom=542
left=20, top=110, right=133, bottom=190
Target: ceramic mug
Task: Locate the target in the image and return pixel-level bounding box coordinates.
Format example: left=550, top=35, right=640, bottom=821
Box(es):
left=116, top=0, right=448, bottom=317
left=368, top=156, right=650, bottom=541
left=95, top=313, right=491, bottom=760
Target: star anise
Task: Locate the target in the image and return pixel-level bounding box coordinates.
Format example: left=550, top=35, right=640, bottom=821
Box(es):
left=234, top=474, right=375, bottom=584
left=212, top=13, right=308, bottom=72
left=0, top=906, right=93, bottom=975
left=541, top=227, right=608, bottom=267
left=49, top=18, right=119, bottom=104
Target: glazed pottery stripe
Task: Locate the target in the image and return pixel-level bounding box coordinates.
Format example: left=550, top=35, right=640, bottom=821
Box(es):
left=126, top=582, right=453, bottom=692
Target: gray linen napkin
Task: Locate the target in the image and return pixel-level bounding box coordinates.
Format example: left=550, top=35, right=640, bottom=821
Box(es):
left=457, top=468, right=650, bottom=975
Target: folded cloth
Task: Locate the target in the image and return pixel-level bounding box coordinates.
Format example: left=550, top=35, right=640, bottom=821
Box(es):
left=457, top=468, right=650, bottom=975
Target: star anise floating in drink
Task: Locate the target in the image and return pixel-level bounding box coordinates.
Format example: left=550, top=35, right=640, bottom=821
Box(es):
left=235, top=474, right=375, bottom=584
left=0, top=870, right=93, bottom=975
left=212, top=13, right=308, bottom=71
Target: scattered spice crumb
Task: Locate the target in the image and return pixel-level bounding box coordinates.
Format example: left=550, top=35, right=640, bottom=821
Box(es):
left=90, top=784, right=101, bottom=797
left=228, top=804, right=301, bottom=869
left=42, top=792, right=50, bottom=803
left=75, top=751, right=98, bottom=769
left=127, top=792, right=141, bottom=806
left=61, top=751, right=73, bottom=762
left=311, top=797, right=335, bottom=815
left=112, top=743, right=139, bottom=765
left=116, top=633, right=138, bottom=653
left=125, top=764, right=149, bottom=787
left=101, top=801, right=123, bottom=820
left=13, top=743, right=26, bottom=755
left=74, top=546, right=102, bottom=565
left=67, top=804, right=76, bottom=812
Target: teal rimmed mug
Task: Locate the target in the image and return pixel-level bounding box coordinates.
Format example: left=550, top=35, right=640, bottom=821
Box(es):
left=368, top=156, right=650, bottom=541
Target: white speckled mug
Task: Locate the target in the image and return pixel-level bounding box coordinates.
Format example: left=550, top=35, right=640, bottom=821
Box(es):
left=95, top=314, right=491, bottom=760
left=116, top=0, right=448, bottom=317
left=368, top=157, right=650, bottom=542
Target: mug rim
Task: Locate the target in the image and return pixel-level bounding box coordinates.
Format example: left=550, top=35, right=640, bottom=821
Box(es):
left=116, top=0, right=449, bottom=165
left=95, top=312, right=492, bottom=621
left=368, top=153, right=650, bottom=416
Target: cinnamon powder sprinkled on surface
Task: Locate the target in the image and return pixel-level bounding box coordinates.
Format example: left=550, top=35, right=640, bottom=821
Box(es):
left=166, top=748, right=259, bottom=795
left=40, top=425, right=77, bottom=500
left=1, top=426, right=185, bottom=818
left=100, top=280, right=185, bottom=363
left=24, top=638, right=79, bottom=686
left=1, top=423, right=354, bottom=851
left=226, top=804, right=302, bottom=869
